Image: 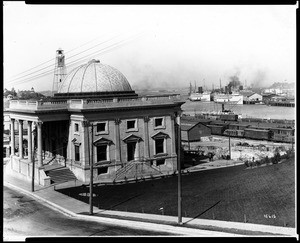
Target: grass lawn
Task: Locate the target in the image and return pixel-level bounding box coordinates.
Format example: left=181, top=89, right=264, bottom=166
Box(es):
left=58, top=157, right=295, bottom=227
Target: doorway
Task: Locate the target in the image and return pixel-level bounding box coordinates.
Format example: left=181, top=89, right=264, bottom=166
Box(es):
left=127, top=142, right=136, bottom=162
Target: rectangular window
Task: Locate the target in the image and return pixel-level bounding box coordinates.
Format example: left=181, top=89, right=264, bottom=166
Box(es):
left=97, top=167, right=108, bottom=175
left=155, top=118, right=163, bottom=127
left=155, top=138, right=164, bottom=154
left=97, top=122, right=106, bottom=133
left=156, top=159, right=165, bottom=166
left=127, top=120, right=136, bottom=130
left=74, top=123, right=79, bottom=132
left=97, top=145, right=107, bottom=161
left=75, top=145, right=80, bottom=161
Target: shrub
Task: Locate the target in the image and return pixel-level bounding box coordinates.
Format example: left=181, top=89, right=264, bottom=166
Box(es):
left=272, top=152, right=280, bottom=164
left=244, top=161, right=249, bottom=167
left=265, top=156, right=269, bottom=164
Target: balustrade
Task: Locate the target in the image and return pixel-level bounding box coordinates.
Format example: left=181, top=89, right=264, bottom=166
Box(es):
left=8, top=94, right=182, bottom=111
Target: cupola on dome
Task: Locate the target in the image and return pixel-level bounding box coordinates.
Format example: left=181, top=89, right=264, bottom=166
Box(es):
left=58, top=59, right=133, bottom=94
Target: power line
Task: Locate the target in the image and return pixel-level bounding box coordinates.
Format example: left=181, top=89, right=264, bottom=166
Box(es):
left=7, top=32, right=145, bottom=87
left=7, top=33, right=130, bottom=85
left=7, top=30, right=135, bottom=80
left=8, top=32, right=145, bottom=87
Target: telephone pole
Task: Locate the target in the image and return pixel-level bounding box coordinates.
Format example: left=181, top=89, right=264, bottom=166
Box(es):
left=177, top=115, right=182, bottom=225
left=90, top=124, right=94, bottom=215
left=83, top=120, right=94, bottom=215
left=31, top=148, right=35, bottom=192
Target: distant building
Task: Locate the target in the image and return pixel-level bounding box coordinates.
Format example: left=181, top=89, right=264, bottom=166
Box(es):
left=264, top=88, right=283, bottom=95
left=262, top=93, right=277, bottom=105
left=180, top=119, right=211, bottom=143
left=240, top=91, right=262, bottom=104
left=189, top=92, right=210, bottom=101
left=6, top=59, right=185, bottom=185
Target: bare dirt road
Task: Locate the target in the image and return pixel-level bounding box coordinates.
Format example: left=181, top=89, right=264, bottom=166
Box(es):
left=3, top=186, right=174, bottom=240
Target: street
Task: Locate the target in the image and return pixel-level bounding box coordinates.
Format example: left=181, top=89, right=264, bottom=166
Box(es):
left=3, top=186, right=174, bottom=239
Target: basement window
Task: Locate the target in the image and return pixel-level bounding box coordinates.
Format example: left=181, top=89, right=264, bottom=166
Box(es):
left=156, top=159, right=165, bottom=166
left=97, top=167, right=108, bottom=175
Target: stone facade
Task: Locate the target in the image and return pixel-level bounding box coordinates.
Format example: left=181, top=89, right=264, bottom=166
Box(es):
left=6, top=96, right=184, bottom=184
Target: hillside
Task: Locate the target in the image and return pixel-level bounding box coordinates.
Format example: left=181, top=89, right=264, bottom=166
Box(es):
left=59, top=157, right=295, bottom=227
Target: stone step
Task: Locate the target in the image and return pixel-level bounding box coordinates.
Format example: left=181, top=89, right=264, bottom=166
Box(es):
left=45, top=166, right=77, bottom=184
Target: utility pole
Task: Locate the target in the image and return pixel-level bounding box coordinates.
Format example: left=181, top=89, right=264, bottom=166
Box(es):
left=84, top=120, right=94, bottom=215
left=228, top=133, right=231, bottom=159
left=31, top=148, right=35, bottom=192
left=177, top=115, right=182, bottom=225
left=90, top=124, right=94, bottom=215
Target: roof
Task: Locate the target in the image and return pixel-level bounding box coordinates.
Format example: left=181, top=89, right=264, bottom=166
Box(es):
left=181, top=124, right=193, bottom=131
left=180, top=118, right=211, bottom=131
left=239, top=91, right=255, bottom=97
left=58, top=59, right=132, bottom=93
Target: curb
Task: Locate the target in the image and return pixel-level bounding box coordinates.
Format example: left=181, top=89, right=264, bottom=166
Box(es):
left=4, top=181, right=237, bottom=236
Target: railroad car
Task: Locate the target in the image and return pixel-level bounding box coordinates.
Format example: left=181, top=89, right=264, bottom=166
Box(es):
left=223, top=129, right=245, bottom=138
left=270, top=127, right=295, bottom=143
left=243, top=128, right=272, bottom=141
left=207, top=124, right=226, bottom=135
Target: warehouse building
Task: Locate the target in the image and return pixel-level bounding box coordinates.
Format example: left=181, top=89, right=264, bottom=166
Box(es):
left=181, top=119, right=211, bottom=143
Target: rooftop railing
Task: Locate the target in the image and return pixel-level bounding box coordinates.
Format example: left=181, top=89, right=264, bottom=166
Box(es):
left=9, top=100, right=68, bottom=110
left=8, top=94, right=183, bottom=111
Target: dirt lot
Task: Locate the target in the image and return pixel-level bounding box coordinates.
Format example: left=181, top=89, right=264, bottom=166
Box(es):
left=183, top=136, right=293, bottom=162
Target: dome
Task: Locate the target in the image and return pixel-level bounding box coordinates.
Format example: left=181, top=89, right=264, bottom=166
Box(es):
left=58, top=60, right=133, bottom=93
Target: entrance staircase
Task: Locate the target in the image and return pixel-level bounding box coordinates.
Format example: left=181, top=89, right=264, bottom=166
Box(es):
left=115, top=160, right=164, bottom=181
left=44, top=161, right=77, bottom=184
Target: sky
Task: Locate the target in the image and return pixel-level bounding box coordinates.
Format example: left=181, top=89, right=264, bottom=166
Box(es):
left=3, top=2, right=297, bottom=92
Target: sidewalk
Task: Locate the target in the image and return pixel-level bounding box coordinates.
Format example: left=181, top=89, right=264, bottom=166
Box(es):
left=3, top=171, right=297, bottom=237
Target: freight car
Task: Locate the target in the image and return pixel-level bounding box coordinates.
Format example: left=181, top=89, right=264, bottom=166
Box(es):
left=270, top=127, right=295, bottom=143
left=223, top=129, right=245, bottom=138
left=243, top=128, right=272, bottom=141
left=207, top=124, right=227, bottom=135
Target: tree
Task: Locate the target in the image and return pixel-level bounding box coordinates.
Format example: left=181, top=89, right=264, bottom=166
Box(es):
left=3, top=87, right=17, bottom=98
left=272, top=148, right=281, bottom=164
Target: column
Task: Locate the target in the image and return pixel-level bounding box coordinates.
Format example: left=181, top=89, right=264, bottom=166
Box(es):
left=106, top=144, right=110, bottom=161
left=170, top=115, right=177, bottom=156
left=28, top=121, right=32, bottom=163
left=37, top=122, right=43, bottom=167
left=10, top=119, right=15, bottom=155
left=18, top=120, right=23, bottom=158
left=143, top=116, right=150, bottom=160
left=114, top=119, right=121, bottom=164
left=135, top=140, right=140, bottom=160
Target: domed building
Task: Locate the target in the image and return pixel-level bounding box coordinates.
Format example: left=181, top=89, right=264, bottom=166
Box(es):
left=55, top=59, right=138, bottom=99
left=6, top=55, right=185, bottom=186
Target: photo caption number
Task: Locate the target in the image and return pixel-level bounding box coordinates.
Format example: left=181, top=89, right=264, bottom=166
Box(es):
left=264, top=214, right=276, bottom=219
